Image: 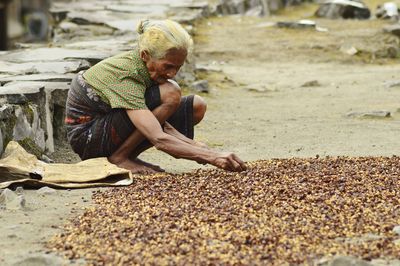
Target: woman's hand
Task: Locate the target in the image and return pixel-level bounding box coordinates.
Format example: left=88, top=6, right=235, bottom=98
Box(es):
left=210, top=152, right=247, bottom=172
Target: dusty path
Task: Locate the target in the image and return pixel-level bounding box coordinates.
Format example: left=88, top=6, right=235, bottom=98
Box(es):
left=190, top=9, right=400, bottom=161
left=2, top=2, right=400, bottom=264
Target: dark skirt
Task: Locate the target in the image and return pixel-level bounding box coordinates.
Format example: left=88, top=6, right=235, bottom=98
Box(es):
left=65, top=72, right=194, bottom=160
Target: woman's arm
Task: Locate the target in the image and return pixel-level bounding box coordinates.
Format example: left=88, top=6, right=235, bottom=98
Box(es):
left=163, top=122, right=209, bottom=149
left=127, top=109, right=246, bottom=172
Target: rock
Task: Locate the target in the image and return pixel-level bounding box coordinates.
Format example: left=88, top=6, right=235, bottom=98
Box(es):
left=49, top=8, right=69, bottom=23
left=176, top=71, right=196, bottom=84
left=254, top=21, right=277, bottom=28
left=0, top=73, right=74, bottom=84
left=12, top=253, right=64, bottom=266
left=384, top=80, right=400, bottom=89
left=41, top=154, right=54, bottom=164
left=58, top=21, right=79, bottom=32
left=0, top=188, right=26, bottom=210
left=2, top=81, right=70, bottom=94
left=105, top=4, right=168, bottom=16
left=0, top=106, right=45, bottom=155
left=0, top=130, right=2, bottom=156
left=0, top=47, right=109, bottom=65
left=0, top=60, right=89, bottom=75
left=277, top=19, right=316, bottom=29
left=383, top=24, right=400, bottom=37
left=190, top=80, right=209, bottom=93
left=170, top=8, right=205, bottom=24
left=64, top=9, right=148, bottom=33
left=214, top=0, right=272, bottom=16
left=26, top=11, right=49, bottom=41
left=0, top=93, right=48, bottom=155
left=371, top=258, right=400, bottom=265
left=346, top=110, right=391, bottom=119
left=37, top=186, right=57, bottom=195
left=169, top=2, right=209, bottom=9
left=13, top=106, right=46, bottom=152
left=0, top=81, right=44, bottom=95
left=15, top=187, right=24, bottom=195
left=301, top=80, right=321, bottom=87
left=323, top=255, right=372, bottom=266
left=393, top=225, right=400, bottom=235
left=51, top=1, right=105, bottom=12
left=106, top=19, right=142, bottom=32
left=65, top=39, right=131, bottom=50
left=340, top=44, right=358, bottom=55
left=245, top=84, right=276, bottom=93
left=315, top=0, right=371, bottom=19
left=0, top=104, right=13, bottom=119
left=5, top=94, right=30, bottom=105
left=376, top=2, right=399, bottom=20
left=17, top=138, right=45, bottom=160
left=195, top=63, right=223, bottom=73
left=0, top=81, right=71, bottom=153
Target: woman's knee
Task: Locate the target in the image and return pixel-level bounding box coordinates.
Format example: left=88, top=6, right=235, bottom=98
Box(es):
left=159, top=81, right=182, bottom=111
left=193, top=95, right=207, bottom=125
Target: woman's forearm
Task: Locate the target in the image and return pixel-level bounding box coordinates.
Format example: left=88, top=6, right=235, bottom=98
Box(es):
left=152, top=133, right=215, bottom=164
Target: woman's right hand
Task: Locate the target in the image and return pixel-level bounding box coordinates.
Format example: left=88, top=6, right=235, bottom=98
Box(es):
left=211, top=152, right=247, bottom=172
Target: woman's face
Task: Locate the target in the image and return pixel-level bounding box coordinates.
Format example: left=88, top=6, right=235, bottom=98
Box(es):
left=141, top=48, right=187, bottom=84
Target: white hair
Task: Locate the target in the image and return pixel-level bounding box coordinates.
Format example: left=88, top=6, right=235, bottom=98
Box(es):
left=137, top=19, right=193, bottom=59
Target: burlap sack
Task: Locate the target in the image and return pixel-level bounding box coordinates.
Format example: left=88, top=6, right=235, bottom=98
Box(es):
left=0, top=141, right=133, bottom=189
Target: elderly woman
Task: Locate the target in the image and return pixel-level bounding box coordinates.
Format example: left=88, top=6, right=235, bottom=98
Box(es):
left=65, top=19, right=246, bottom=174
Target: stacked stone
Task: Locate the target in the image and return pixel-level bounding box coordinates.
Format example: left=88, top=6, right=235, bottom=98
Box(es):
left=49, top=157, right=400, bottom=265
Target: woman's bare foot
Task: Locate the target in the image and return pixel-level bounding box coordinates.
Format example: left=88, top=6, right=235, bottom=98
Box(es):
left=109, top=158, right=158, bottom=174
left=134, top=158, right=165, bottom=172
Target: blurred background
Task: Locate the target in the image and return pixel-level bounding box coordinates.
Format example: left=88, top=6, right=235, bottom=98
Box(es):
left=1, top=0, right=54, bottom=50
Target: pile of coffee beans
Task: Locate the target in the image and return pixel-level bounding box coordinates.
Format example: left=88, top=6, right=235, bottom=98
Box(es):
left=49, top=157, right=400, bottom=265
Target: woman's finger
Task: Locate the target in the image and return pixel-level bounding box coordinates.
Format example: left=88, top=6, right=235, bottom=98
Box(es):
left=228, top=156, right=242, bottom=172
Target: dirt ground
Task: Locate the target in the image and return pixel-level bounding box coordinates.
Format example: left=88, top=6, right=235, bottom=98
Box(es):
left=2, top=1, right=400, bottom=265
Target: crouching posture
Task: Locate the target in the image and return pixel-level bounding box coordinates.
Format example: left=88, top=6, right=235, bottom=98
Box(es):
left=65, top=19, right=246, bottom=174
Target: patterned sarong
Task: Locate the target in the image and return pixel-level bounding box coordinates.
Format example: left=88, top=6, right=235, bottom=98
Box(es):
left=65, top=72, right=194, bottom=160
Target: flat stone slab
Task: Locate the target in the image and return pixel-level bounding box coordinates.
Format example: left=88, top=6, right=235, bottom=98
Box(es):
left=66, top=10, right=156, bottom=32
left=1, top=48, right=110, bottom=63
left=105, top=4, right=168, bottom=15
left=0, top=81, right=70, bottom=95
left=384, top=80, right=400, bottom=89
left=105, top=19, right=143, bottom=32
left=169, top=8, right=205, bottom=23
left=67, top=10, right=121, bottom=25
left=51, top=1, right=108, bottom=12
left=64, top=39, right=133, bottom=50
left=120, top=0, right=193, bottom=5
left=169, top=2, right=209, bottom=8
left=346, top=110, right=391, bottom=119
left=0, top=61, right=89, bottom=75
left=0, top=74, right=74, bottom=85
left=383, top=24, right=400, bottom=37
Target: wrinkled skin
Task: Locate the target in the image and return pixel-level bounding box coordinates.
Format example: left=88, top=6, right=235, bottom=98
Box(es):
left=141, top=48, right=187, bottom=84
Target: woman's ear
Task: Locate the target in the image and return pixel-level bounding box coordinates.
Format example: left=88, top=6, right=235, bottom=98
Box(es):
left=140, top=50, right=150, bottom=62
